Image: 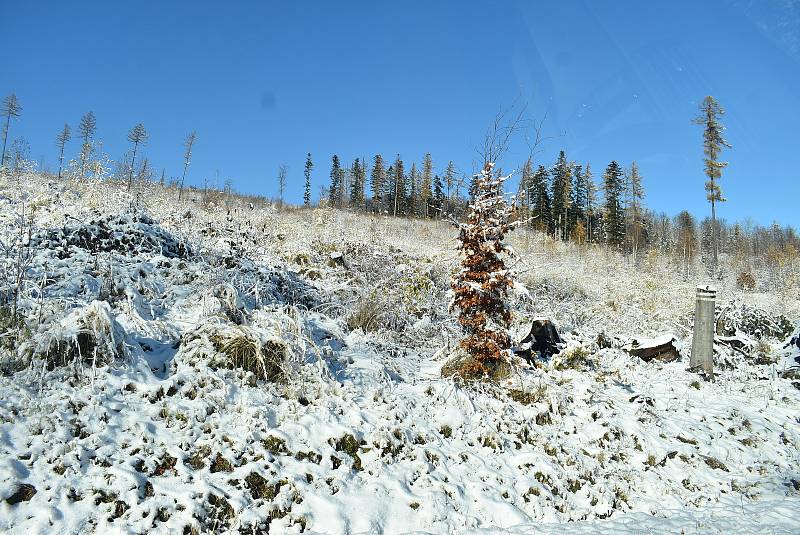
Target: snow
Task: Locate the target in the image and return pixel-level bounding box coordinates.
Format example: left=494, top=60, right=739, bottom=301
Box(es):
left=0, top=171, right=799, bottom=534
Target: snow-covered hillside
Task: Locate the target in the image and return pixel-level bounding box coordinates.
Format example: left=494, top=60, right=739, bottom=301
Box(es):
left=1, top=172, right=799, bottom=534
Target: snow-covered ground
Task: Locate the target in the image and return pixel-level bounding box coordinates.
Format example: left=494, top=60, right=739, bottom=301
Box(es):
left=1, top=172, right=798, bottom=534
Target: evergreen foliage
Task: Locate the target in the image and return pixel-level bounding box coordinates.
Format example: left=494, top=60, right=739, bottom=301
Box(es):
left=603, top=160, right=626, bottom=247
left=329, top=155, right=343, bottom=207
left=304, top=153, right=313, bottom=206
left=450, top=162, right=520, bottom=379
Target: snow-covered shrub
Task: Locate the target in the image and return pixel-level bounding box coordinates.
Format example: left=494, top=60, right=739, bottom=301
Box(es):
left=177, top=307, right=309, bottom=385
left=27, top=301, right=127, bottom=370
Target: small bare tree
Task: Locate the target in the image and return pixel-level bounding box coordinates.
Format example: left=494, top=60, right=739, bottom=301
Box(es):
left=277, top=164, right=288, bottom=207
left=1, top=93, right=22, bottom=167
left=179, top=131, right=197, bottom=201
left=55, top=124, right=71, bottom=179
left=126, top=123, right=148, bottom=190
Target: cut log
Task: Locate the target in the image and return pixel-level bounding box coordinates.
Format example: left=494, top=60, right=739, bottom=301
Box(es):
left=513, top=318, right=562, bottom=362
left=625, top=334, right=680, bottom=363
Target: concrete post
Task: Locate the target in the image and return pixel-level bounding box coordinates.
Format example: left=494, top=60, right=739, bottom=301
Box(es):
left=690, top=285, right=716, bottom=377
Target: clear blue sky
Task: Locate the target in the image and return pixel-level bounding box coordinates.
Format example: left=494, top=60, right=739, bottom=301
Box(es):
left=3, top=1, right=799, bottom=227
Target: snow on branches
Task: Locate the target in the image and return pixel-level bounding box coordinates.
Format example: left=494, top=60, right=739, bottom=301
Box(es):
left=450, top=162, right=522, bottom=378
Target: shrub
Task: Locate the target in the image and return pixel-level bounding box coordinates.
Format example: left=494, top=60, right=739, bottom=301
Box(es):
left=736, top=271, right=756, bottom=291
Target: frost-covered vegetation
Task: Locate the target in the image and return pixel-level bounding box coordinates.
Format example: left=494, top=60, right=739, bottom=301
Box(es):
left=0, top=168, right=799, bottom=534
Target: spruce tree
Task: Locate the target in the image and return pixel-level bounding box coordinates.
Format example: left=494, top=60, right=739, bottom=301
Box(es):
left=626, top=161, right=645, bottom=261
left=675, top=210, right=697, bottom=280
left=551, top=150, right=572, bottom=240
left=329, top=155, right=342, bottom=207
left=303, top=153, right=313, bottom=206
left=350, top=158, right=365, bottom=209
left=585, top=164, right=597, bottom=243
left=77, top=111, right=96, bottom=180
left=55, top=123, right=71, bottom=180
left=443, top=160, right=457, bottom=214
left=516, top=158, right=530, bottom=222
left=530, top=164, right=552, bottom=234
left=570, top=164, right=588, bottom=240
left=390, top=155, right=405, bottom=216
left=421, top=153, right=434, bottom=217
left=126, top=123, right=148, bottom=190
left=450, top=162, right=521, bottom=379
left=370, top=154, right=386, bottom=211
left=432, top=174, right=445, bottom=216
left=1, top=93, right=22, bottom=167
left=408, top=162, right=419, bottom=216
left=602, top=161, right=626, bottom=247
left=692, top=95, right=731, bottom=275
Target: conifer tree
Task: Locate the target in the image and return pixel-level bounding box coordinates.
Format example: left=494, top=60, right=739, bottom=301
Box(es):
left=626, top=161, right=645, bottom=261
left=585, top=164, right=597, bottom=243
left=408, top=162, right=419, bottom=216
left=551, top=151, right=572, bottom=240
left=126, top=123, right=147, bottom=190
left=329, top=155, right=342, bottom=207
left=603, top=160, right=626, bottom=247
left=55, top=123, right=71, bottom=180
left=370, top=154, right=386, bottom=211
left=179, top=131, right=197, bottom=201
left=421, top=153, right=434, bottom=217
left=675, top=210, right=697, bottom=280
left=137, top=157, right=153, bottom=182
left=432, top=174, right=445, bottom=216
left=303, top=153, right=313, bottom=206
left=450, top=162, right=521, bottom=379
left=518, top=158, right=534, bottom=223
left=389, top=155, right=405, bottom=216
left=530, top=164, right=552, bottom=234
left=350, top=158, right=365, bottom=209
left=443, top=160, right=457, bottom=214
left=570, top=164, right=587, bottom=239
left=1, top=93, right=22, bottom=167
left=693, top=95, right=731, bottom=274
left=78, top=111, right=97, bottom=180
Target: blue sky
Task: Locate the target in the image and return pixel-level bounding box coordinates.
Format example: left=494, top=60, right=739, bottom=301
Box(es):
left=2, top=0, right=799, bottom=227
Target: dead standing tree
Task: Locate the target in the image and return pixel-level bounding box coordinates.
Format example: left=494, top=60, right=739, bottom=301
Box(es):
left=126, top=123, right=148, bottom=190
left=179, top=131, right=197, bottom=201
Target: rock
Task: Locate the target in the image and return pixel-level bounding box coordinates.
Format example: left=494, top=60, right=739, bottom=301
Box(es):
left=5, top=483, right=37, bottom=505
left=513, top=319, right=562, bottom=362
left=624, top=334, right=680, bottom=363
left=328, top=251, right=345, bottom=268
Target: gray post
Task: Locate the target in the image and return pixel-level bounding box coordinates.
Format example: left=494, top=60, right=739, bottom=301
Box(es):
left=690, top=285, right=716, bottom=378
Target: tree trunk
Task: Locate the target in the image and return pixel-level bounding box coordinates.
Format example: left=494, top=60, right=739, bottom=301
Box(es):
left=128, top=142, right=139, bottom=191
left=57, top=145, right=65, bottom=180
left=0, top=115, right=10, bottom=167
left=711, top=192, right=718, bottom=276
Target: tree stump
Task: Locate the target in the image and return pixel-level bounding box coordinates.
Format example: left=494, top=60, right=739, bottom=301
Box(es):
left=513, top=318, right=562, bottom=362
